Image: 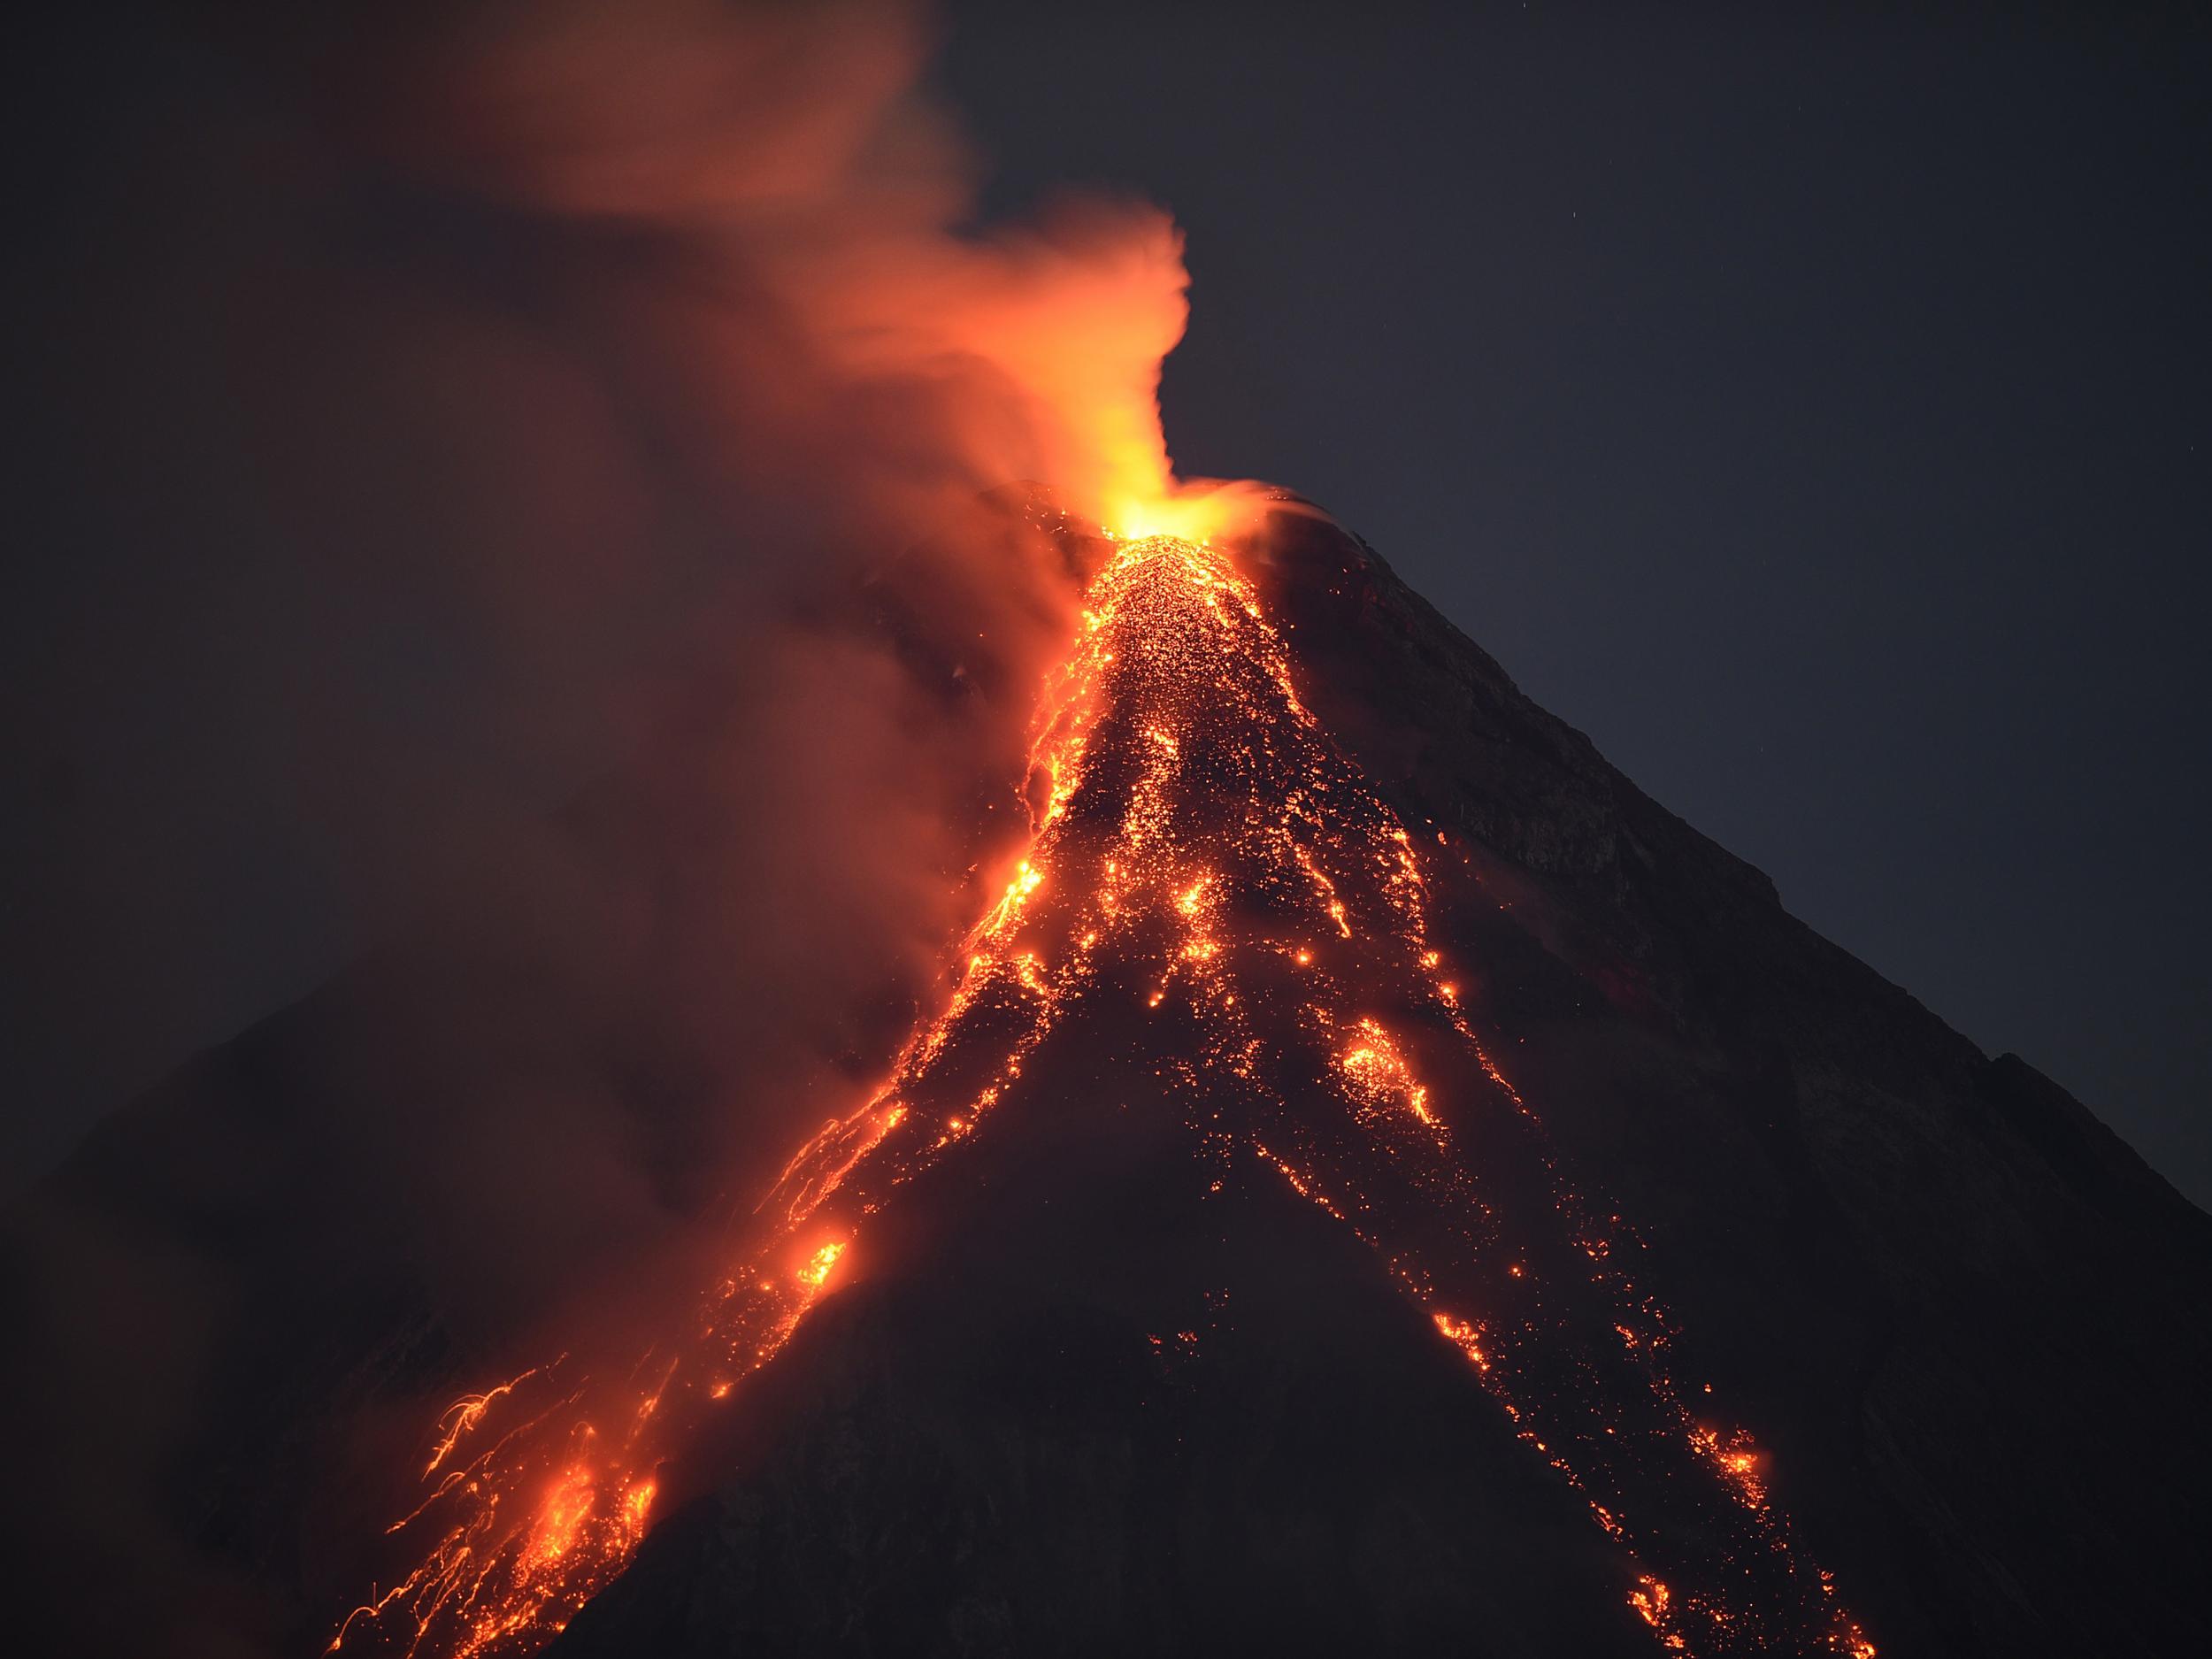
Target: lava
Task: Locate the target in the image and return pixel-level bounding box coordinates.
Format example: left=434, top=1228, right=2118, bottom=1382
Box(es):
left=332, top=532, right=1873, bottom=1659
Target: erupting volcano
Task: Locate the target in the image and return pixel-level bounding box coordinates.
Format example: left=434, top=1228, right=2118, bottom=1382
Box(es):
left=329, top=526, right=1877, bottom=1659
left=12, top=9, right=2208, bottom=1658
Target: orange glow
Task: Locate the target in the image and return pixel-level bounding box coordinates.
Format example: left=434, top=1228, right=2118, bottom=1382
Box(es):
left=620, top=1480, right=656, bottom=1543
left=1631, top=1576, right=1674, bottom=1630
left=1432, top=1310, right=1491, bottom=1374
left=1336, top=1018, right=1440, bottom=1133
left=527, top=1461, right=595, bottom=1571
left=1691, top=1425, right=1770, bottom=1512
left=797, top=1240, right=847, bottom=1290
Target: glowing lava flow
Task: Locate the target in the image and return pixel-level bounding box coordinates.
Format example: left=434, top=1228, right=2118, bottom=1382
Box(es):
left=333, top=534, right=1872, bottom=1659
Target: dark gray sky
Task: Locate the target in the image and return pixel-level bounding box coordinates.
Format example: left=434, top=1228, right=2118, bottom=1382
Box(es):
left=939, top=3, right=2212, bottom=1203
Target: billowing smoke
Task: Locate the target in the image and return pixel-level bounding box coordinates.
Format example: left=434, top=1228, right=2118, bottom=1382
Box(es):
left=0, top=2, right=1223, bottom=1650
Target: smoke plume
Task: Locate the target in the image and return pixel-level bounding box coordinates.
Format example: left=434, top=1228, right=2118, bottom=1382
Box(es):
left=0, top=2, right=1224, bottom=1650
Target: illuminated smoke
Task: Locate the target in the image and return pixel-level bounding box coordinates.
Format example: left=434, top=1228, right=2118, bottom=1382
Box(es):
left=4, top=5, right=1258, bottom=1651
left=353, top=0, right=1243, bottom=539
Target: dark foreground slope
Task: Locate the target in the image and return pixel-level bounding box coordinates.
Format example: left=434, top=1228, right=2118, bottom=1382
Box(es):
left=1256, top=510, right=2212, bottom=1654
left=4, top=506, right=2206, bottom=1658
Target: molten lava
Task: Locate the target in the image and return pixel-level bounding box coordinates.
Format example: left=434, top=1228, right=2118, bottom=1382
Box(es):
left=333, top=532, right=1874, bottom=1659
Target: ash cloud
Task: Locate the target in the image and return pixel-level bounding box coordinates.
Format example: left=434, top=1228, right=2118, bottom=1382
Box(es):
left=0, top=2, right=1202, bottom=1649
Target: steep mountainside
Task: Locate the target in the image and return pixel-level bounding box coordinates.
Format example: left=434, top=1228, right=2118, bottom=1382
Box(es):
left=4, top=506, right=2204, bottom=1659
left=1261, top=510, right=2212, bottom=1655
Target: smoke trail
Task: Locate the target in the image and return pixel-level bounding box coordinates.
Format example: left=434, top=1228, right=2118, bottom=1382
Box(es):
left=1, top=3, right=1234, bottom=1652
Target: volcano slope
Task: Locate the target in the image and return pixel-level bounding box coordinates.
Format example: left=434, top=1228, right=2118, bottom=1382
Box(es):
left=532, top=517, right=2212, bottom=1659
left=6, top=508, right=2208, bottom=1659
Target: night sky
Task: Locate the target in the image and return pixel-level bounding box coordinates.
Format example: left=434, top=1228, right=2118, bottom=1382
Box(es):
left=4, top=3, right=2208, bottom=1208
left=941, top=2, right=2212, bottom=1204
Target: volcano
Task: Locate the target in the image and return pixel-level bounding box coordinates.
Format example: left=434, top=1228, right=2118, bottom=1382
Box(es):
left=6, top=506, right=2207, bottom=1659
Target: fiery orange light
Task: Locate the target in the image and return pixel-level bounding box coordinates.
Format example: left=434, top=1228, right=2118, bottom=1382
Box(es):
left=797, top=1240, right=847, bottom=1290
